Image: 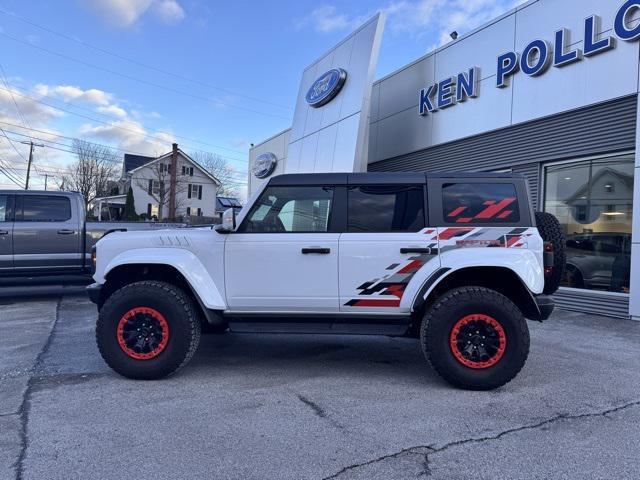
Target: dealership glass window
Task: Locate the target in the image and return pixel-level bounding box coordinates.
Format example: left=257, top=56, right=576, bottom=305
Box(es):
left=443, top=183, right=520, bottom=224
left=239, top=186, right=333, bottom=233
left=544, top=155, right=634, bottom=293
left=347, top=185, right=425, bottom=232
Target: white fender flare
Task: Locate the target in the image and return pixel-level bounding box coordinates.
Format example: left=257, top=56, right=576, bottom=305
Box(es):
left=101, top=248, right=226, bottom=310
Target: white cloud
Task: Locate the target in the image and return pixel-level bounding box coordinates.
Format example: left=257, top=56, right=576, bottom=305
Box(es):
left=152, top=0, right=186, bottom=24
left=79, top=0, right=186, bottom=27
left=35, top=84, right=112, bottom=106
left=295, top=5, right=368, bottom=33
left=0, top=85, right=62, bottom=126
left=298, top=0, right=524, bottom=47
left=79, top=119, right=175, bottom=156
left=97, top=104, right=128, bottom=118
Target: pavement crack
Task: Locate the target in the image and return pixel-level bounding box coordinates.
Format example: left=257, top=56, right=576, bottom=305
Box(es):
left=322, top=446, right=435, bottom=480
left=323, top=400, right=640, bottom=479
left=12, top=295, right=62, bottom=480
left=296, top=394, right=345, bottom=431
left=297, top=394, right=328, bottom=418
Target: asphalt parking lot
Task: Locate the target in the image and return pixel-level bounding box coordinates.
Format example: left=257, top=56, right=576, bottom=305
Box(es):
left=1, top=294, right=639, bottom=480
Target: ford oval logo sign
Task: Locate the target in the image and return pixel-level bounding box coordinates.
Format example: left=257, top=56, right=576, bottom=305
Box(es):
left=305, top=68, right=347, bottom=108
left=252, top=152, right=278, bottom=179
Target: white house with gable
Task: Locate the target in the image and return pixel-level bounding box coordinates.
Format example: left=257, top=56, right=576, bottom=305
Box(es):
left=92, top=144, right=220, bottom=221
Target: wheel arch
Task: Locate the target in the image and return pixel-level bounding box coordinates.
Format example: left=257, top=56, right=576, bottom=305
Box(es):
left=99, top=258, right=225, bottom=326
left=412, top=266, right=543, bottom=325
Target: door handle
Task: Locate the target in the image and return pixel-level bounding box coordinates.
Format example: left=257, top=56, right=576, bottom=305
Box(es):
left=57, top=229, right=76, bottom=235
left=0, top=230, right=8, bottom=235
left=400, top=247, right=433, bottom=254
left=301, top=247, right=330, bottom=254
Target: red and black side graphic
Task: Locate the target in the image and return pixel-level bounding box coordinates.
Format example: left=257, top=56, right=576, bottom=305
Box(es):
left=344, top=245, right=437, bottom=308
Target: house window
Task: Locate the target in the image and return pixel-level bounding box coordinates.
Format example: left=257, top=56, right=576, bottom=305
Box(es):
left=544, top=155, right=634, bottom=294
left=188, top=184, right=201, bottom=199
left=186, top=207, right=191, bottom=216
left=152, top=180, right=161, bottom=196
left=197, top=208, right=202, bottom=216
left=182, top=166, right=194, bottom=176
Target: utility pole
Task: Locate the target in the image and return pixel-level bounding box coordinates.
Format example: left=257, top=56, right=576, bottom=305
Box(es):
left=44, top=174, right=49, bottom=191
left=19, top=141, right=44, bottom=190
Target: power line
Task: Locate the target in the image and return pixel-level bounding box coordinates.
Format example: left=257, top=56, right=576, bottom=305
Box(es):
left=0, top=30, right=291, bottom=121
left=0, top=82, right=248, bottom=158
left=2, top=131, right=248, bottom=182
left=0, top=86, right=250, bottom=163
left=0, top=120, right=251, bottom=172
left=0, top=7, right=293, bottom=112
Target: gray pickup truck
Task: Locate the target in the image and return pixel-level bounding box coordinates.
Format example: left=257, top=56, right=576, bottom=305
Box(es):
left=0, top=190, right=180, bottom=278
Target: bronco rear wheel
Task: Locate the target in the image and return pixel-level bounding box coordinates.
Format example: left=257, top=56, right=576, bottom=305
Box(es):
left=421, top=287, right=529, bottom=390
left=96, top=281, right=201, bottom=380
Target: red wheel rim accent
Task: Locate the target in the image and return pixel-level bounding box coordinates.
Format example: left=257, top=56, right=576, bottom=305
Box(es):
left=117, top=307, right=170, bottom=360
left=449, top=314, right=506, bottom=369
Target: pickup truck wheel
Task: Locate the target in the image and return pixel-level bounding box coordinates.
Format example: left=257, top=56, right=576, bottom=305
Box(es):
left=96, top=281, right=201, bottom=380
left=535, top=211, right=566, bottom=294
left=421, top=287, right=529, bottom=391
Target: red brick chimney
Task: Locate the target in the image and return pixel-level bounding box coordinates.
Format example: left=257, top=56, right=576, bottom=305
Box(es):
left=168, top=142, right=178, bottom=219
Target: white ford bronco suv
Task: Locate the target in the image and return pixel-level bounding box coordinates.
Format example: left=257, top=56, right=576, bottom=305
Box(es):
left=88, top=172, right=564, bottom=390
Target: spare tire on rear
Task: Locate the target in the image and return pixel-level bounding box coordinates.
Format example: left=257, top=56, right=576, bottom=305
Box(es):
left=535, top=211, right=566, bottom=294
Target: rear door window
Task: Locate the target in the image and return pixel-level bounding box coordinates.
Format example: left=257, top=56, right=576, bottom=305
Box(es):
left=19, top=195, right=72, bottom=222
left=443, top=183, right=520, bottom=224
left=347, top=185, right=425, bottom=232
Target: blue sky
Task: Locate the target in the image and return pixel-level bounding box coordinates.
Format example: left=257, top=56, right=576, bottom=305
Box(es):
left=0, top=0, right=521, bottom=193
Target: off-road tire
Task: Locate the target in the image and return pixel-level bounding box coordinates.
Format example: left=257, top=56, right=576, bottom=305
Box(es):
left=421, top=287, right=529, bottom=390
left=535, top=211, right=566, bottom=294
left=96, top=281, right=201, bottom=380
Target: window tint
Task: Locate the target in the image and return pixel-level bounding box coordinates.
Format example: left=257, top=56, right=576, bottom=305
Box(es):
left=21, top=195, right=71, bottom=222
left=347, top=185, right=425, bottom=232
left=443, top=183, right=520, bottom=224
left=239, top=186, right=333, bottom=233
left=0, top=195, right=8, bottom=222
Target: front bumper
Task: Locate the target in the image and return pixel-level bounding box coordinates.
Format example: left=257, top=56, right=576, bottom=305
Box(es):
left=533, top=295, right=554, bottom=321
left=86, top=282, right=102, bottom=305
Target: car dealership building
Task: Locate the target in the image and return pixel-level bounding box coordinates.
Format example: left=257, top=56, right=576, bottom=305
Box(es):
left=249, top=0, right=640, bottom=320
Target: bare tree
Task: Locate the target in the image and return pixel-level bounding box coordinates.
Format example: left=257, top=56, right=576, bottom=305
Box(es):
left=190, top=151, right=238, bottom=196
left=58, top=139, right=119, bottom=209
left=133, top=160, right=188, bottom=221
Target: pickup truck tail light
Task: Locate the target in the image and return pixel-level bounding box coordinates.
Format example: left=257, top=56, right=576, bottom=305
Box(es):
left=91, top=246, right=97, bottom=274
left=543, top=242, right=554, bottom=277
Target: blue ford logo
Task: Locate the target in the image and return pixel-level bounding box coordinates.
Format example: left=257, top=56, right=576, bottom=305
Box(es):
left=305, top=68, right=347, bottom=108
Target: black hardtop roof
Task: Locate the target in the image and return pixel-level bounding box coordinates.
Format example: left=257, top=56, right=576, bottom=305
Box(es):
left=268, top=171, right=525, bottom=186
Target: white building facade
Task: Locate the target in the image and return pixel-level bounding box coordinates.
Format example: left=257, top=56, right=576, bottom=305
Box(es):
left=249, top=0, right=640, bottom=320
left=127, top=149, right=220, bottom=220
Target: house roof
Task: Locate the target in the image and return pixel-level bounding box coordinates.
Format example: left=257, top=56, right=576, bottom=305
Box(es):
left=128, top=148, right=221, bottom=186
left=123, top=153, right=155, bottom=174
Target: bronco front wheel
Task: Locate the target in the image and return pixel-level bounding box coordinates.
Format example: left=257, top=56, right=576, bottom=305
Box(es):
left=421, top=286, right=529, bottom=390
left=96, top=281, right=201, bottom=380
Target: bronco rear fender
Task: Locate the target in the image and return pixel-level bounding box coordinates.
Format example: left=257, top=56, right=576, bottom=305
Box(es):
left=409, top=248, right=544, bottom=313
left=99, top=248, right=226, bottom=310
